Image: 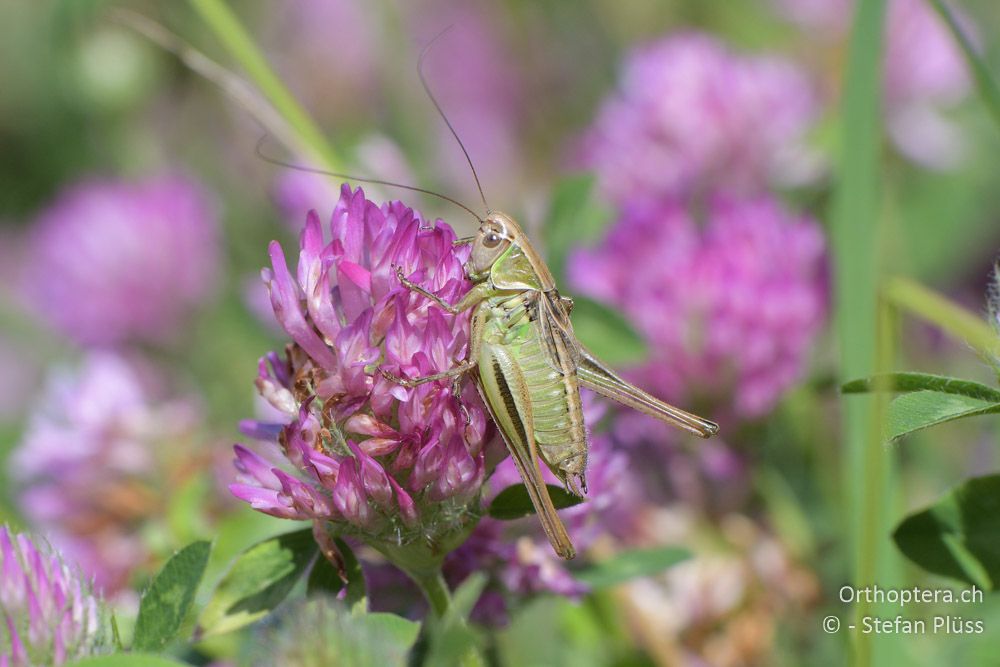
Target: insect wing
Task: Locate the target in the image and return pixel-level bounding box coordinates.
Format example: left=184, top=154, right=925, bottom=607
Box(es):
left=476, top=341, right=577, bottom=559
left=535, top=290, right=582, bottom=375
left=576, top=347, right=719, bottom=438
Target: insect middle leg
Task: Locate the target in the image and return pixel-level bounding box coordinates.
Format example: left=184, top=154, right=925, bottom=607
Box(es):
left=378, top=362, right=476, bottom=389
left=378, top=300, right=486, bottom=391
left=378, top=363, right=477, bottom=424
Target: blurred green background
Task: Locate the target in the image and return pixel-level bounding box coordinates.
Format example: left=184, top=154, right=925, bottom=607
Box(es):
left=3, top=1, right=1000, bottom=665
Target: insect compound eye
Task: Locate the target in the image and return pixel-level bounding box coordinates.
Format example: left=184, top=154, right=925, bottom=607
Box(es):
left=482, top=232, right=503, bottom=248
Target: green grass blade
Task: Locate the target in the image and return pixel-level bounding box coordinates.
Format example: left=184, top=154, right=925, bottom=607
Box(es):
left=831, top=1, right=890, bottom=664
left=884, top=277, right=1000, bottom=362
left=187, top=0, right=342, bottom=171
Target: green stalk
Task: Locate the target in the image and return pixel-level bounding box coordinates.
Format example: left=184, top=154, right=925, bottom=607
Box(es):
left=187, top=0, right=342, bottom=171
left=857, top=294, right=897, bottom=660
left=371, top=518, right=477, bottom=617
left=375, top=544, right=452, bottom=618
left=406, top=567, right=452, bottom=618
left=373, top=533, right=487, bottom=666
left=884, top=277, right=1000, bottom=362
left=831, top=0, right=888, bottom=664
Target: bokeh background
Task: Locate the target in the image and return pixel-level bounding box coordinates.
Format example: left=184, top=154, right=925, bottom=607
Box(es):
left=2, top=0, right=1000, bottom=665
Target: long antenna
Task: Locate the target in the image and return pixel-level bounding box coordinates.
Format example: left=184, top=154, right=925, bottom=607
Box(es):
left=418, top=26, right=490, bottom=214
left=255, top=136, right=484, bottom=224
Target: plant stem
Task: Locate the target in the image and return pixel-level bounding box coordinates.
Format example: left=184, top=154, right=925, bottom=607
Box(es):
left=856, top=293, right=898, bottom=649
left=407, top=567, right=452, bottom=618
left=370, top=538, right=459, bottom=618
left=187, top=0, right=342, bottom=171
left=831, top=0, right=888, bottom=664
left=884, top=277, right=1000, bottom=362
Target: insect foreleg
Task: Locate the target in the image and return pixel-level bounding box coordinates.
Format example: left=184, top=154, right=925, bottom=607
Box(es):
left=393, top=265, right=489, bottom=314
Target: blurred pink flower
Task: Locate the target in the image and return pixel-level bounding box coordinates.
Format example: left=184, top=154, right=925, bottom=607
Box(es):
left=266, top=0, right=380, bottom=124
left=884, top=0, right=972, bottom=168
left=0, top=527, right=106, bottom=666
left=409, top=2, right=524, bottom=199
left=579, top=32, right=820, bottom=204
left=23, top=174, right=220, bottom=347
left=448, top=525, right=586, bottom=625
left=234, top=185, right=491, bottom=548
left=775, top=0, right=973, bottom=169
left=569, top=195, right=827, bottom=423
left=271, top=136, right=417, bottom=231
left=272, top=170, right=341, bottom=232
left=619, top=510, right=819, bottom=665
left=241, top=273, right=281, bottom=335
left=10, top=353, right=203, bottom=597
left=268, top=1, right=522, bottom=201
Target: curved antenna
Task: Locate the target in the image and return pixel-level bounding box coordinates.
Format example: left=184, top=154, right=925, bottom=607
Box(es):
left=255, top=136, right=484, bottom=224
left=418, top=26, right=490, bottom=214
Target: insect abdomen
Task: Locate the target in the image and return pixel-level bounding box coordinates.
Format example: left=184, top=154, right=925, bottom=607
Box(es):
left=515, top=327, right=588, bottom=488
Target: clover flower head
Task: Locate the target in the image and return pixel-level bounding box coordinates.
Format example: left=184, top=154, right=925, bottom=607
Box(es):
left=569, top=194, right=827, bottom=423
left=233, top=185, right=490, bottom=550
left=23, top=174, right=220, bottom=346
left=10, top=352, right=203, bottom=596
left=271, top=138, right=416, bottom=231
left=0, top=526, right=106, bottom=666
left=579, top=31, right=819, bottom=204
